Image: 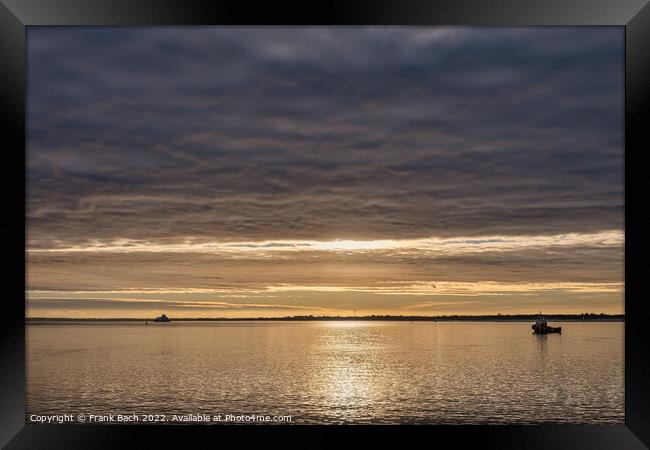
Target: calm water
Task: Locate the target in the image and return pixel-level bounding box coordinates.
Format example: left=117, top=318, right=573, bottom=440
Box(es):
left=26, top=321, right=623, bottom=424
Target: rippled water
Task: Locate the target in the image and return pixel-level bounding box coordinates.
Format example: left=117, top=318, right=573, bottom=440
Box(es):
left=26, top=321, right=623, bottom=424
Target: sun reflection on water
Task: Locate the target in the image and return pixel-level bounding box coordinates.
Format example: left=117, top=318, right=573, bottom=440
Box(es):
left=308, top=322, right=392, bottom=422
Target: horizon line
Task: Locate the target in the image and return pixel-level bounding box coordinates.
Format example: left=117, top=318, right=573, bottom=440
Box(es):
left=26, top=312, right=625, bottom=321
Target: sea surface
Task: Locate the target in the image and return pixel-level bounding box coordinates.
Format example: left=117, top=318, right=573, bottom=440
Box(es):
left=26, top=321, right=624, bottom=424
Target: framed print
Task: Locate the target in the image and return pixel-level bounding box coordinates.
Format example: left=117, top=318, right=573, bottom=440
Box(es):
left=1, top=0, right=649, bottom=448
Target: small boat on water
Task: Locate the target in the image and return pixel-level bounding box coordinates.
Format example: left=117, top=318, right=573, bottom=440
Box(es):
left=153, top=314, right=171, bottom=323
left=532, top=314, right=561, bottom=334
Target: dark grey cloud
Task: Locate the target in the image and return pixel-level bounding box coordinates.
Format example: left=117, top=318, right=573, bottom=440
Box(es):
left=27, top=239, right=623, bottom=293
left=28, top=27, right=623, bottom=247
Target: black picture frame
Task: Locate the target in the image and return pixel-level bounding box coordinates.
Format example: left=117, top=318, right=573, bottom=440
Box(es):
left=1, top=1, right=648, bottom=448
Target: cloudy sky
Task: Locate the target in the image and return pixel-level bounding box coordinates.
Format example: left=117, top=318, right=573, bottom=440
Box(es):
left=26, top=27, right=624, bottom=318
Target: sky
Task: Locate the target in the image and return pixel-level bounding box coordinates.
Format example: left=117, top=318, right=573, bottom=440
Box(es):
left=26, top=27, right=624, bottom=318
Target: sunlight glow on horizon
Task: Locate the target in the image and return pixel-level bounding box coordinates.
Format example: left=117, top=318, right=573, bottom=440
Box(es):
left=27, top=281, right=623, bottom=297
left=28, top=230, right=623, bottom=254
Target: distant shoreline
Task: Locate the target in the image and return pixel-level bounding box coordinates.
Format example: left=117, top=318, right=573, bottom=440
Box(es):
left=26, top=313, right=624, bottom=323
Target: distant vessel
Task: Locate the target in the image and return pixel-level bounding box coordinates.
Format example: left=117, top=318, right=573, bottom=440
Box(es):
left=153, top=314, right=171, bottom=323
left=532, top=314, right=561, bottom=334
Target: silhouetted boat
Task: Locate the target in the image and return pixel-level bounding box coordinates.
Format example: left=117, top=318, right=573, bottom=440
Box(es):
left=153, top=314, right=171, bottom=323
left=532, top=314, right=561, bottom=334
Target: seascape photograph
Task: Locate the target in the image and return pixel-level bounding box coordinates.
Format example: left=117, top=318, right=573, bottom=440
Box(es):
left=26, top=26, right=624, bottom=425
